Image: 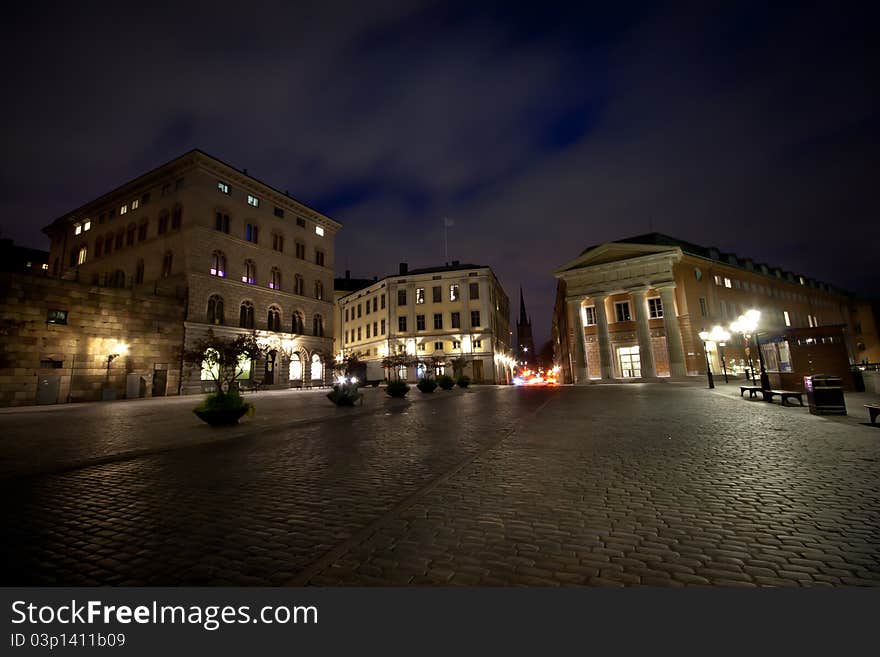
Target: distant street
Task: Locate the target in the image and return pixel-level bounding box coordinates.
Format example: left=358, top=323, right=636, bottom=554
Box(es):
left=1, top=383, right=879, bottom=586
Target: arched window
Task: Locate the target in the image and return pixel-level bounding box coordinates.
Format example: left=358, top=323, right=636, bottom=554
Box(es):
left=313, top=313, right=324, bottom=337
left=126, top=223, right=136, bottom=246
left=210, top=251, right=226, bottom=277
left=111, top=270, right=126, bottom=288
left=135, top=258, right=144, bottom=284
left=269, top=267, right=281, bottom=290
left=315, top=280, right=324, bottom=300
left=294, top=274, right=304, bottom=296
left=138, top=221, right=148, bottom=242
left=207, top=295, right=224, bottom=325
left=162, top=251, right=173, bottom=278
left=267, top=305, right=281, bottom=332
left=242, top=260, right=256, bottom=284
left=239, top=301, right=255, bottom=329
left=291, top=311, right=304, bottom=334
left=311, top=354, right=323, bottom=381
left=76, top=246, right=88, bottom=265
left=158, top=211, right=169, bottom=234
left=289, top=353, right=302, bottom=381
left=171, top=204, right=182, bottom=230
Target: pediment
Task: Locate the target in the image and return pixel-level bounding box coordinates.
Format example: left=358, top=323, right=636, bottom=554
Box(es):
left=554, top=242, right=679, bottom=276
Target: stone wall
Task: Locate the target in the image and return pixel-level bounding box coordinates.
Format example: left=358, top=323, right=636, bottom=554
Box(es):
left=0, top=273, right=185, bottom=406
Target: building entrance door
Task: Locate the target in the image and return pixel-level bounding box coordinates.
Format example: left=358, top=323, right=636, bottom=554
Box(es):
left=152, top=369, right=167, bottom=396
left=36, top=376, right=60, bottom=405
left=472, top=359, right=483, bottom=383
left=617, top=346, right=641, bottom=378
left=265, top=350, right=277, bottom=385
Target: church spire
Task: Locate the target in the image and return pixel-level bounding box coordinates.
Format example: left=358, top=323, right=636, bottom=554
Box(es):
left=519, top=286, right=530, bottom=326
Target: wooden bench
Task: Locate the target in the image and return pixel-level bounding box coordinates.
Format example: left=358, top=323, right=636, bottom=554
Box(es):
left=865, top=403, right=880, bottom=425
left=761, top=389, right=804, bottom=407
left=740, top=385, right=763, bottom=398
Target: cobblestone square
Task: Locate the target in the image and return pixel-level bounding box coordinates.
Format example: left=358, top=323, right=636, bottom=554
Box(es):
left=1, top=383, right=878, bottom=586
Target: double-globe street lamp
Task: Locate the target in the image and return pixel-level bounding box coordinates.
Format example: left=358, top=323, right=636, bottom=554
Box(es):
left=698, top=325, right=731, bottom=389
left=730, top=309, right=768, bottom=389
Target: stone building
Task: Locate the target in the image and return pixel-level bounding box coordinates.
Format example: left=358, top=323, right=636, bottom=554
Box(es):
left=553, top=233, right=878, bottom=385
left=42, top=149, right=341, bottom=394
left=337, top=262, right=514, bottom=384
left=0, top=272, right=185, bottom=406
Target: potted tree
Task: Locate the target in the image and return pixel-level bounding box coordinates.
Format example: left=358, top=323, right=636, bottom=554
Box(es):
left=382, top=353, right=412, bottom=397
left=328, top=352, right=365, bottom=406
left=416, top=355, right=445, bottom=393
left=450, top=356, right=472, bottom=388
left=184, top=331, right=263, bottom=426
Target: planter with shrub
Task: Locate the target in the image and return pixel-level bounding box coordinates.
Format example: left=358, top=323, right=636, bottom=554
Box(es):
left=327, top=380, right=363, bottom=406
left=416, top=378, right=438, bottom=393
left=456, top=375, right=471, bottom=388
left=193, top=389, right=253, bottom=426
left=436, top=374, right=455, bottom=390
left=386, top=380, right=411, bottom=397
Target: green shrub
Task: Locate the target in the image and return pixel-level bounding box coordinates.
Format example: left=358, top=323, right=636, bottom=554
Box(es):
left=196, top=389, right=251, bottom=413
left=386, top=380, right=411, bottom=397
left=456, top=375, right=471, bottom=388
left=437, top=374, right=455, bottom=390
left=416, top=378, right=438, bottom=393
left=327, top=381, right=363, bottom=406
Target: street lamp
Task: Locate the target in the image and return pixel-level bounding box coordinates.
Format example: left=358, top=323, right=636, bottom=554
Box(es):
left=730, top=309, right=766, bottom=388
left=706, top=325, right=731, bottom=384
left=698, top=329, right=715, bottom=389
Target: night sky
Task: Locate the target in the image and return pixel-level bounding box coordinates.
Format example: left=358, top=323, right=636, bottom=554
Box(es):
left=2, top=1, right=877, bottom=346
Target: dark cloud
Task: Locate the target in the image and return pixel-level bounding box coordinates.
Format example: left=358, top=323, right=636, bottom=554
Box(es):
left=1, top=1, right=876, bottom=346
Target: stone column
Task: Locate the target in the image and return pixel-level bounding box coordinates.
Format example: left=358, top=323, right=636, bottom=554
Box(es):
left=566, top=298, right=589, bottom=384
left=658, top=285, right=687, bottom=377
left=630, top=288, right=657, bottom=378
left=593, top=294, right=615, bottom=379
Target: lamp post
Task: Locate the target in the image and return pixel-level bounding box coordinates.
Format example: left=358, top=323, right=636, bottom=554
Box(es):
left=731, top=310, right=763, bottom=387
left=707, top=326, right=731, bottom=384
left=698, top=329, right=715, bottom=389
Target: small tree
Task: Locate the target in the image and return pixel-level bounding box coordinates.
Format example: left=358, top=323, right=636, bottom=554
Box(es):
left=184, top=330, right=263, bottom=396
left=381, top=353, right=413, bottom=381
left=449, top=356, right=471, bottom=379
left=334, top=351, right=366, bottom=379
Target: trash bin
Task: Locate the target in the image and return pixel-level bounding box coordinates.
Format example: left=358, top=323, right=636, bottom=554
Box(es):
left=804, top=374, right=846, bottom=415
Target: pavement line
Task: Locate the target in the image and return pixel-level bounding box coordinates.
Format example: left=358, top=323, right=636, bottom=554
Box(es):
left=286, top=393, right=557, bottom=586
left=0, top=387, right=508, bottom=482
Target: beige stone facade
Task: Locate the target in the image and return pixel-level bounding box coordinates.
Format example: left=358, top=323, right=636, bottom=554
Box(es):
left=0, top=272, right=185, bottom=406
left=42, top=150, right=341, bottom=395
left=554, top=234, right=877, bottom=384
left=337, top=263, right=514, bottom=384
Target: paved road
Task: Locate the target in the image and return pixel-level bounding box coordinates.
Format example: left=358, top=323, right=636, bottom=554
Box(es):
left=1, top=383, right=879, bottom=586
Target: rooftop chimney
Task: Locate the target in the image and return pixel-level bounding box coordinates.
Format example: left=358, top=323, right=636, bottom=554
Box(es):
left=399, top=262, right=408, bottom=275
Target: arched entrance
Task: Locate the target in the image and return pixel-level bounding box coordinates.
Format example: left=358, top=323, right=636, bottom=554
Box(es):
left=265, top=349, right=277, bottom=385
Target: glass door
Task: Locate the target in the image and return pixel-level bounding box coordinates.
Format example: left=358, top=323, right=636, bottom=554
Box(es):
left=617, top=346, right=641, bottom=378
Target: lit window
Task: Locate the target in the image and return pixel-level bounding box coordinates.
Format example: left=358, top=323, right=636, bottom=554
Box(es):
left=76, top=246, right=87, bottom=265
left=416, top=288, right=425, bottom=304
left=83, top=220, right=91, bottom=232
left=474, top=340, right=482, bottom=349
left=120, top=204, right=128, bottom=215
left=218, top=181, right=230, bottom=194
left=74, top=223, right=82, bottom=235
left=210, top=252, right=226, bottom=277
left=724, top=277, right=732, bottom=288
left=434, top=341, right=443, bottom=351
left=248, top=195, right=259, bottom=207
left=614, top=301, right=631, bottom=322
left=450, top=284, right=459, bottom=301
left=242, top=260, right=256, bottom=285
left=315, top=225, right=324, bottom=237
left=131, top=199, right=139, bottom=210
left=713, top=275, right=722, bottom=286
left=784, top=311, right=791, bottom=327
left=583, top=306, right=596, bottom=326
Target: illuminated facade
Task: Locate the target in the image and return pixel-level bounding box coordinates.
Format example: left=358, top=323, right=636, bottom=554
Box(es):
left=553, top=233, right=878, bottom=386
left=338, top=262, right=514, bottom=384
left=42, top=150, right=341, bottom=393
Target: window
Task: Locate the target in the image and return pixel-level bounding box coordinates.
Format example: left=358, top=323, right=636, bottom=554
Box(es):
left=434, top=341, right=443, bottom=351
left=171, top=205, right=182, bottom=230
left=115, top=231, right=124, bottom=250
left=584, top=306, right=596, bottom=326
left=95, top=239, right=103, bottom=258
left=345, top=308, right=349, bottom=322
left=315, top=281, right=324, bottom=300
left=242, top=260, right=256, bottom=284
left=380, top=319, right=386, bottom=335
left=372, top=298, right=377, bottom=313
left=432, top=286, right=442, bottom=303
left=380, top=294, right=386, bottom=309
left=289, top=353, right=302, bottom=380
left=315, top=225, right=324, bottom=237
left=295, top=242, right=306, bottom=259
left=784, top=311, right=791, bottom=327
left=357, top=303, right=362, bottom=318
left=245, top=223, right=259, bottom=243
left=272, top=233, right=284, bottom=252
left=269, top=267, right=281, bottom=290
left=470, top=310, right=480, bottom=327
left=83, top=220, right=91, bottom=232
left=469, top=282, right=479, bottom=299
left=239, top=302, right=255, bottom=328
left=614, top=301, right=631, bottom=322
left=135, top=258, right=144, bottom=284
left=76, top=246, right=87, bottom=265
left=175, top=178, right=184, bottom=190
left=398, top=289, right=407, bottom=306
left=138, top=221, right=148, bottom=242
left=210, top=251, right=226, bottom=277
left=693, top=268, right=702, bottom=281
left=366, top=324, right=371, bottom=338
left=274, top=206, right=284, bottom=218
left=267, top=306, right=282, bottom=332
left=75, top=223, right=82, bottom=235
left=207, top=295, right=224, bottom=325
left=294, top=275, right=304, bottom=295
left=453, top=340, right=461, bottom=349
left=291, top=312, right=304, bottom=334
left=247, top=194, right=259, bottom=207
left=699, top=297, right=708, bottom=317
left=218, top=181, right=230, bottom=194
left=313, top=314, right=324, bottom=337
left=373, top=321, right=378, bottom=337
left=316, top=250, right=325, bottom=266
left=215, top=212, right=229, bottom=233
left=162, top=251, right=173, bottom=278
left=450, top=284, right=459, bottom=301
left=47, top=309, right=68, bottom=325
left=418, top=343, right=426, bottom=352
left=416, top=315, right=426, bottom=331
left=161, top=183, right=171, bottom=196
left=451, top=312, right=461, bottom=329
left=713, top=275, right=723, bottom=286
left=357, top=327, right=362, bottom=341
left=126, top=224, right=136, bottom=246
left=398, top=316, right=407, bottom=332
left=648, top=297, right=663, bottom=319
left=365, top=299, right=371, bottom=315
left=473, top=340, right=482, bottom=349
left=296, top=217, right=306, bottom=228
left=120, top=204, right=128, bottom=215
left=434, top=313, right=443, bottom=330
left=131, top=199, right=139, bottom=210
left=416, top=288, right=425, bottom=304
left=724, top=277, right=732, bottom=288
left=159, top=211, right=169, bottom=234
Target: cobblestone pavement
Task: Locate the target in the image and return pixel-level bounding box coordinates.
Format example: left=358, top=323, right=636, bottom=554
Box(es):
left=2, top=384, right=879, bottom=586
